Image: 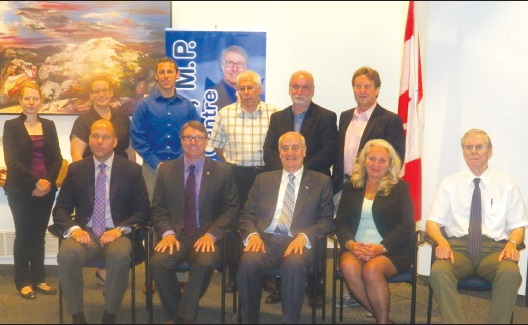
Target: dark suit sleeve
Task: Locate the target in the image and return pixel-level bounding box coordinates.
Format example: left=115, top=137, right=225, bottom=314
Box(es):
left=303, top=110, right=338, bottom=174
left=117, top=162, right=150, bottom=227
left=299, top=173, right=335, bottom=244
left=205, top=164, right=239, bottom=239
left=334, top=182, right=360, bottom=249
left=43, top=119, right=63, bottom=188
left=238, top=173, right=264, bottom=239
left=263, top=112, right=283, bottom=171
left=52, top=163, right=79, bottom=232
left=378, top=181, right=414, bottom=251
left=385, top=114, right=406, bottom=162
left=151, top=163, right=174, bottom=235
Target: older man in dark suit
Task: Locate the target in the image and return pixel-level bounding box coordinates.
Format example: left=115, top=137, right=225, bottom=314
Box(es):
left=263, top=70, right=338, bottom=178
left=149, top=121, right=239, bottom=324
left=262, top=70, right=337, bottom=307
left=237, top=131, right=334, bottom=324
left=53, top=119, right=150, bottom=324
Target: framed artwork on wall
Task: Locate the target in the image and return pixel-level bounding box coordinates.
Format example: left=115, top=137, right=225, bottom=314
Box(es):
left=0, top=1, right=171, bottom=115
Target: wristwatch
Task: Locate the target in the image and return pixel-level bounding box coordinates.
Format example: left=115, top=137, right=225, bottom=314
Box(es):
left=116, top=226, right=132, bottom=235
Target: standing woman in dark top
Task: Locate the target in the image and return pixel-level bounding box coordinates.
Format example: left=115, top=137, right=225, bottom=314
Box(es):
left=70, top=74, right=136, bottom=162
left=3, top=81, right=63, bottom=299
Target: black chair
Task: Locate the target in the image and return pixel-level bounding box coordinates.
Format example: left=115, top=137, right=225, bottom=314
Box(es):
left=144, top=228, right=240, bottom=324
left=235, top=233, right=330, bottom=324
left=421, top=230, right=526, bottom=324
left=331, top=230, right=423, bottom=324
left=48, top=223, right=153, bottom=324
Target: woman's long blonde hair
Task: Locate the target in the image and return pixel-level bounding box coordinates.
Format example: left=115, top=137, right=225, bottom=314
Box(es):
left=350, top=139, right=401, bottom=196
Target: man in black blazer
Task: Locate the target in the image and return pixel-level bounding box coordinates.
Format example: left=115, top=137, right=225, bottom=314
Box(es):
left=262, top=70, right=338, bottom=306
left=332, top=66, right=405, bottom=194
left=263, top=70, right=338, bottom=178
left=149, top=121, right=239, bottom=324
left=237, top=132, right=334, bottom=324
left=53, top=119, right=150, bottom=324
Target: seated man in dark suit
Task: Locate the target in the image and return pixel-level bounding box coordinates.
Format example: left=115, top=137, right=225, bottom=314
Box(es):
left=237, top=131, right=334, bottom=324
left=53, top=119, right=150, bottom=324
left=149, top=121, right=239, bottom=324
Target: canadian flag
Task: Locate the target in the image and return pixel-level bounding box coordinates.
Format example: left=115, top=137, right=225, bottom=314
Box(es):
left=398, top=1, right=424, bottom=222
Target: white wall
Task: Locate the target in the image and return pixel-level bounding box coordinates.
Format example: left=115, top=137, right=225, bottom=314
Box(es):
left=0, top=0, right=527, bottom=294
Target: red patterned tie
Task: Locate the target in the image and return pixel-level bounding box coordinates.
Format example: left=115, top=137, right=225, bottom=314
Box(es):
left=184, top=165, right=197, bottom=236
left=93, top=163, right=107, bottom=236
left=468, top=178, right=482, bottom=255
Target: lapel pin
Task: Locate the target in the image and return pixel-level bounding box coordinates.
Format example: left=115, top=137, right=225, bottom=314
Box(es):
left=206, top=171, right=210, bottom=175
left=305, top=186, right=309, bottom=189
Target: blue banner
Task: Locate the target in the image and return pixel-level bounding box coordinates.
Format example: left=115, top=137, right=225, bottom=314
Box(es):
left=165, top=30, right=267, bottom=159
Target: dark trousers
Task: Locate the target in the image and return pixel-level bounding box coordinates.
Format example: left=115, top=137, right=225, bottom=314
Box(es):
left=150, top=232, right=222, bottom=322
left=237, top=233, right=316, bottom=324
left=8, top=190, right=55, bottom=290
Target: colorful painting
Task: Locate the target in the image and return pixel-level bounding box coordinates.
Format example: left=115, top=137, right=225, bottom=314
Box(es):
left=0, top=1, right=171, bottom=114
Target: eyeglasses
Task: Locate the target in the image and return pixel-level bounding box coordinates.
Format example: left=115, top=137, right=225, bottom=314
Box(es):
left=222, top=60, right=246, bottom=69
left=91, top=89, right=111, bottom=95
left=290, top=84, right=312, bottom=92
left=463, top=145, right=488, bottom=151
left=181, top=135, right=205, bottom=142
left=238, top=85, right=258, bottom=92
left=280, top=145, right=302, bottom=153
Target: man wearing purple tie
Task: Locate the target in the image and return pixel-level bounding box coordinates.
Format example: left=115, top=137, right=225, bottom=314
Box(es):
left=149, top=121, right=239, bottom=324
left=53, top=119, right=150, bottom=324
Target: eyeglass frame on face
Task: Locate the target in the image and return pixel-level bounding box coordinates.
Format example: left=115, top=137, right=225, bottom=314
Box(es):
left=463, top=144, right=489, bottom=152
left=91, top=89, right=112, bottom=96
left=222, top=60, right=246, bottom=69
left=181, top=135, right=205, bottom=142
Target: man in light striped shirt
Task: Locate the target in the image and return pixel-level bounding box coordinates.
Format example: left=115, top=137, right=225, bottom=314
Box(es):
left=208, top=70, right=279, bottom=291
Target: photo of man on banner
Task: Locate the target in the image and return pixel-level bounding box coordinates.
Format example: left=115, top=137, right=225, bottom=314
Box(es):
left=165, top=30, right=267, bottom=159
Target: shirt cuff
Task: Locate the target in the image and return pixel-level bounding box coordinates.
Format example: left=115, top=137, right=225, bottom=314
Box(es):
left=300, top=233, right=311, bottom=249
left=206, top=233, right=217, bottom=242
left=162, top=230, right=176, bottom=238
left=64, top=225, right=81, bottom=238
left=243, top=232, right=259, bottom=246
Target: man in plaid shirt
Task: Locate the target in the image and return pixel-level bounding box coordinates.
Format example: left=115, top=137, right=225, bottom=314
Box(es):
left=209, top=69, right=279, bottom=291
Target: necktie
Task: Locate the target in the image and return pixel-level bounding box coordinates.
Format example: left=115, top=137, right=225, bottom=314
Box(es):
left=468, top=178, right=482, bottom=255
left=93, top=163, right=107, bottom=237
left=184, top=165, right=197, bottom=236
left=275, top=174, right=296, bottom=237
